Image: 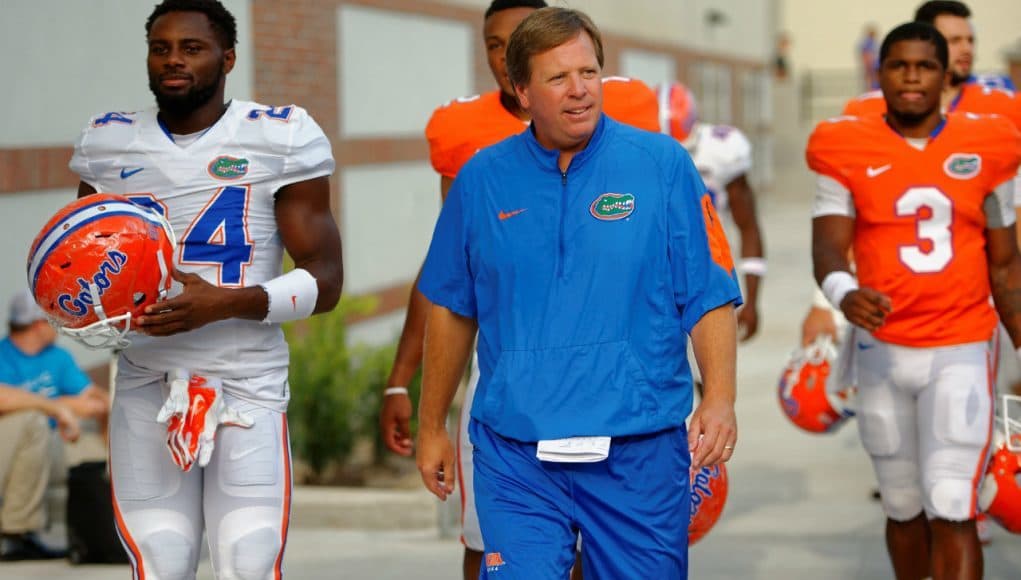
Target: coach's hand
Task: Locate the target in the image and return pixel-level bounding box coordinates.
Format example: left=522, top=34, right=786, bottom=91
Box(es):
left=688, top=393, right=737, bottom=470
left=417, top=427, right=455, bottom=500
left=137, top=270, right=232, bottom=336
left=736, top=304, right=759, bottom=342
left=381, top=392, right=414, bottom=456
left=839, top=287, right=891, bottom=332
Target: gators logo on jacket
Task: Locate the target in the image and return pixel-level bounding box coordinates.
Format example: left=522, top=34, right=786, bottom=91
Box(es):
left=590, top=193, right=635, bottom=221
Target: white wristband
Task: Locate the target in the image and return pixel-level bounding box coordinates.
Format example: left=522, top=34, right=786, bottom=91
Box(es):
left=260, top=268, right=319, bottom=324
left=739, top=257, right=767, bottom=277
left=811, top=284, right=832, bottom=310
left=821, top=271, right=858, bottom=309
left=384, top=386, right=409, bottom=397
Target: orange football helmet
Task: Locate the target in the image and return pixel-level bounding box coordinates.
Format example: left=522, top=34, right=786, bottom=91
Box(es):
left=689, top=463, right=728, bottom=545
left=978, top=397, right=1021, bottom=533
left=27, top=193, right=176, bottom=349
left=777, top=336, right=856, bottom=434
left=658, top=82, right=699, bottom=142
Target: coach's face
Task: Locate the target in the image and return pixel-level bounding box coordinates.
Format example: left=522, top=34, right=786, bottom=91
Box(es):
left=147, top=11, right=235, bottom=116
left=515, top=31, right=603, bottom=155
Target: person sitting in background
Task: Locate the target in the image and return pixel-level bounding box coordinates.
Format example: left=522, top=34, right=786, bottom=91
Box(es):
left=0, top=290, right=108, bottom=424
left=0, top=385, right=80, bottom=560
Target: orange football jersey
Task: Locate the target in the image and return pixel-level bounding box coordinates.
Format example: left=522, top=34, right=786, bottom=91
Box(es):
left=426, top=77, right=660, bottom=178
left=807, top=113, right=1021, bottom=347
left=842, top=84, right=1021, bottom=130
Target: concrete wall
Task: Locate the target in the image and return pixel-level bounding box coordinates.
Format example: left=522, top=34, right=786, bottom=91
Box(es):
left=781, top=0, right=1021, bottom=76
left=0, top=0, right=254, bottom=147
left=437, top=0, right=775, bottom=64
left=1, top=0, right=776, bottom=352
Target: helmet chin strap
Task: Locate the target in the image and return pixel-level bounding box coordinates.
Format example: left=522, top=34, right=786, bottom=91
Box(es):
left=58, top=281, right=133, bottom=350
left=156, top=249, right=171, bottom=301
left=89, top=282, right=107, bottom=322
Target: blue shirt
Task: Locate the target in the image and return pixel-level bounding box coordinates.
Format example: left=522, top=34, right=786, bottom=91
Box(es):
left=419, top=115, right=742, bottom=441
left=0, top=337, right=90, bottom=399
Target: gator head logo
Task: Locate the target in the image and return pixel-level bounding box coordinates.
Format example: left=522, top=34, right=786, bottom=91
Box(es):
left=590, top=193, right=635, bottom=221
left=208, top=156, right=250, bottom=180
left=943, top=153, right=981, bottom=180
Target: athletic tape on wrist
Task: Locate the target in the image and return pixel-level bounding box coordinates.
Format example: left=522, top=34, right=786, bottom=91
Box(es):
left=261, top=268, right=318, bottom=324
left=821, top=271, right=858, bottom=310
left=739, top=257, right=767, bottom=277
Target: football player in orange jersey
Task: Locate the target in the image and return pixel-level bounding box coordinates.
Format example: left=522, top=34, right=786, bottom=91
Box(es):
left=377, top=1, right=659, bottom=578
left=810, top=22, right=1021, bottom=580
left=809, top=0, right=1021, bottom=345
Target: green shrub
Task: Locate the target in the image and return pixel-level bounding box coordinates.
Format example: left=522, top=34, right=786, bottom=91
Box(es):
left=284, top=295, right=409, bottom=479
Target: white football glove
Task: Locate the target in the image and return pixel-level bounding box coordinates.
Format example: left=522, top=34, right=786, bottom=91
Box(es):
left=156, top=371, right=253, bottom=471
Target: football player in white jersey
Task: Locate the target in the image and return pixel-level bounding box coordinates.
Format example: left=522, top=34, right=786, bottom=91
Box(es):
left=659, top=83, right=765, bottom=342
left=68, top=1, right=342, bottom=578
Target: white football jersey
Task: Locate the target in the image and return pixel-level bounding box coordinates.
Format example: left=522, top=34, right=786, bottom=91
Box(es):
left=70, top=100, right=334, bottom=409
left=684, top=123, right=752, bottom=217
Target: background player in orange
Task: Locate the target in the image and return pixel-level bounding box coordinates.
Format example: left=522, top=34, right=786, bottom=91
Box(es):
left=803, top=0, right=1021, bottom=348
left=378, top=1, right=658, bottom=577
left=841, top=1, right=1021, bottom=126
left=810, top=22, right=1021, bottom=580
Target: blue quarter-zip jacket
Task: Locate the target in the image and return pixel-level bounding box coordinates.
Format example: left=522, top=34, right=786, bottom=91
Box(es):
left=419, top=114, right=742, bottom=442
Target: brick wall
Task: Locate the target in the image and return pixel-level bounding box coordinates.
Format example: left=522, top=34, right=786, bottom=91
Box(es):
left=0, top=0, right=769, bottom=326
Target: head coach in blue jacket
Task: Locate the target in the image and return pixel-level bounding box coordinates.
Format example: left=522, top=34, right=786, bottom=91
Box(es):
left=415, top=7, right=743, bottom=578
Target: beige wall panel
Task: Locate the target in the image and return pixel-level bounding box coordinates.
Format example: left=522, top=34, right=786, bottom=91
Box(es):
left=338, top=5, right=474, bottom=138
left=620, top=49, right=677, bottom=87
left=435, top=0, right=773, bottom=63
left=0, top=0, right=253, bottom=147
left=781, top=0, right=1021, bottom=75
left=341, top=162, right=441, bottom=295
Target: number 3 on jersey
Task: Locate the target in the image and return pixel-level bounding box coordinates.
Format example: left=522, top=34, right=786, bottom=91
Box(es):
left=180, top=185, right=254, bottom=286
left=896, top=186, right=952, bottom=273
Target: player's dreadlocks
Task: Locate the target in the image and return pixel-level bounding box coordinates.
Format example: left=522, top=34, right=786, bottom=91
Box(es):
left=146, top=0, right=238, bottom=49
left=485, top=0, right=548, bottom=21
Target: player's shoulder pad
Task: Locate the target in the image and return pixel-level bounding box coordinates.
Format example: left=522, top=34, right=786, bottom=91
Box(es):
left=76, top=109, right=143, bottom=150
left=426, top=92, right=492, bottom=138
left=700, top=124, right=752, bottom=177
left=842, top=90, right=884, bottom=115
left=805, top=115, right=871, bottom=178
left=955, top=111, right=1018, bottom=143
left=238, top=101, right=322, bottom=152
left=954, top=112, right=1021, bottom=164
left=601, top=75, right=643, bottom=87
left=702, top=124, right=751, bottom=153
left=850, top=89, right=883, bottom=102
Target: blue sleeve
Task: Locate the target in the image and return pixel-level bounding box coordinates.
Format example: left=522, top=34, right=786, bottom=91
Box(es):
left=668, top=149, right=743, bottom=333
left=418, top=169, right=477, bottom=318
left=55, top=348, right=90, bottom=396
